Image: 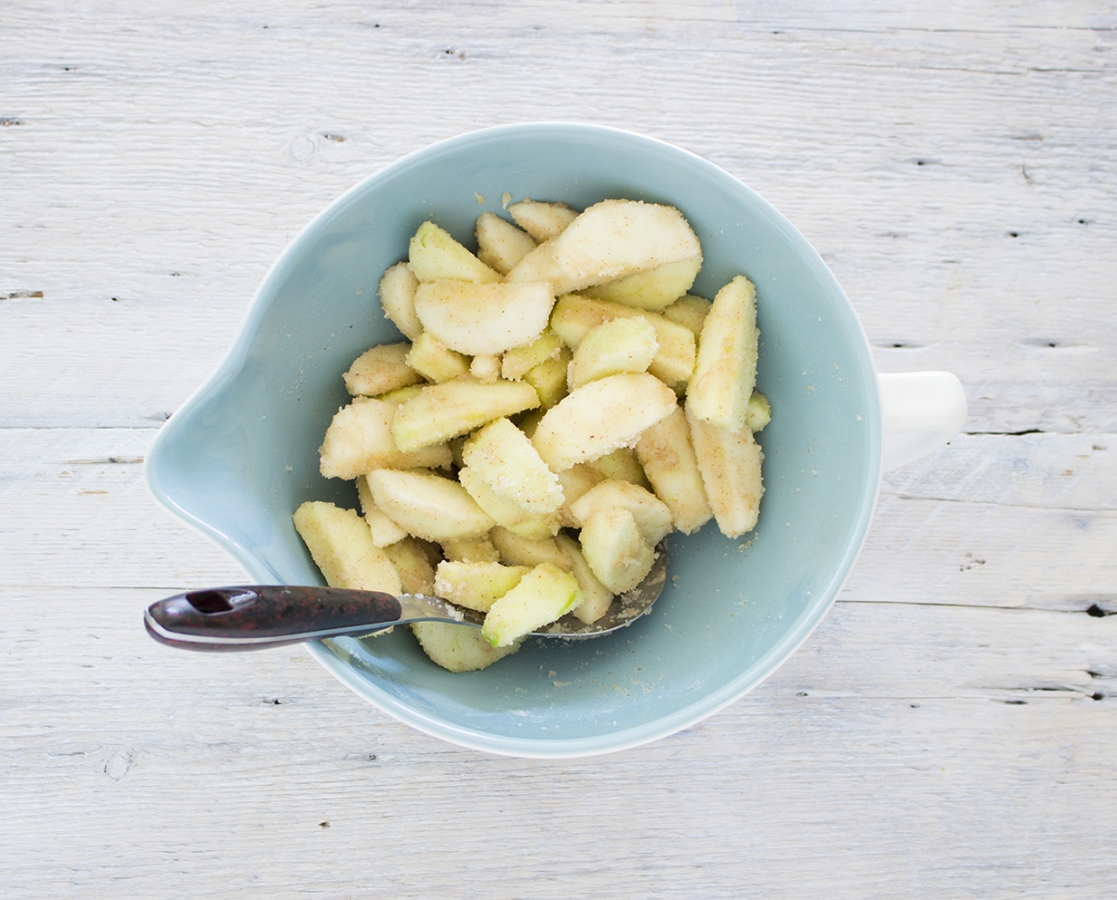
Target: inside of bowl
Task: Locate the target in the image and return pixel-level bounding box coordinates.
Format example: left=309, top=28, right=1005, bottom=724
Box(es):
left=146, top=124, right=880, bottom=756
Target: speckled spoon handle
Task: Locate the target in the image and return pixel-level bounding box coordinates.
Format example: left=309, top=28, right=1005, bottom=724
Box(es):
left=144, top=585, right=417, bottom=651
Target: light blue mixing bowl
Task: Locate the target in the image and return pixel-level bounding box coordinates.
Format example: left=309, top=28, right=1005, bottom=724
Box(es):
left=145, top=123, right=880, bottom=757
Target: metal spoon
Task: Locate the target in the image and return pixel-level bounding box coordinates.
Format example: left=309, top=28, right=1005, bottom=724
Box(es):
left=144, top=549, right=668, bottom=651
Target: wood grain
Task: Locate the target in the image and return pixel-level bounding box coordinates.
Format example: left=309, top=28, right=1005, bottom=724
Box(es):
left=2, top=1, right=1115, bottom=897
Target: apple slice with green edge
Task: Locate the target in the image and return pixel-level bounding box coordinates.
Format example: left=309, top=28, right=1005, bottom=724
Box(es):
left=434, top=560, right=531, bottom=613
left=407, top=221, right=501, bottom=284
left=566, top=316, right=658, bottom=390
left=481, top=563, right=582, bottom=647
left=550, top=293, right=696, bottom=388
left=392, top=376, right=540, bottom=452
left=580, top=257, right=701, bottom=311
left=554, top=534, right=614, bottom=625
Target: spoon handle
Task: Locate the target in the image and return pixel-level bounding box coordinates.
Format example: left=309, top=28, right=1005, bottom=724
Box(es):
left=144, top=585, right=404, bottom=651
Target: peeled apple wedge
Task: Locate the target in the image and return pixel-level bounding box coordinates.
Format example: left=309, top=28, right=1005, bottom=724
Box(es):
left=355, top=475, right=409, bottom=547
left=411, top=621, right=522, bottom=672
left=319, top=398, right=453, bottom=479
left=550, top=294, right=696, bottom=388
left=405, top=332, right=470, bottom=383
left=413, top=280, right=556, bottom=356
left=461, top=417, right=563, bottom=514
left=434, top=560, right=530, bottom=613
left=530, top=372, right=677, bottom=472
left=292, top=501, right=402, bottom=595
left=378, top=262, right=423, bottom=340
left=578, top=506, right=656, bottom=594
left=501, top=329, right=564, bottom=381
left=554, top=533, right=614, bottom=625
left=687, top=275, right=759, bottom=432
left=382, top=536, right=438, bottom=596
left=580, top=257, right=702, bottom=311
left=507, top=200, right=701, bottom=295
left=392, top=377, right=540, bottom=452
left=685, top=406, right=764, bottom=539
left=566, top=317, right=658, bottom=390
left=481, top=563, right=582, bottom=647
left=489, top=527, right=572, bottom=570
left=364, top=468, right=496, bottom=542
left=408, top=221, right=502, bottom=284
left=568, top=480, right=674, bottom=547
left=458, top=466, right=560, bottom=540
left=660, top=293, right=712, bottom=336
left=508, top=199, right=579, bottom=242
left=634, top=406, right=713, bottom=535
left=343, top=342, right=423, bottom=397
left=475, top=212, right=536, bottom=275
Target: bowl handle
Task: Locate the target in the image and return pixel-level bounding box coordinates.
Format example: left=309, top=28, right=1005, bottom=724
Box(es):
left=879, top=372, right=968, bottom=471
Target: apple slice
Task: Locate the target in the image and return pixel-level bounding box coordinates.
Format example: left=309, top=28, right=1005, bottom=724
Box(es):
left=578, top=506, right=655, bottom=594
left=408, top=221, right=501, bottom=284
left=392, top=377, right=540, bottom=452
left=566, top=317, right=658, bottom=390
left=481, top=563, right=582, bottom=647
left=434, top=560, right=530, bottom=613
left=364, top=468, right=495, bottom=542
left=405, top=332, right=470, bottom=383
left=580, top=257, right=701, bottom=311
left=554, top=534, right=614, bottom=625
left=411, top=621, right=522, bottom=672
left=489, top=527, right=572, bottom=570
left=413, top=280, right=556, bottom=355
left=475, top=212, right=536, bottom=275
left=685, top=405, right=764, bottom=539
left=293, top=501, right=402, bottom=595
left=378, top=262, right=423, bottom=340
left=687, top=275, right=759, bottom=432
left=458, top=467, right=560, bottom=541
left=568, top=480, right=674, bottom=546
left=382, top=536, right=438, bottom=595
left=462, top=417, right=563, bottom=514
left=530, top=372, right=677, bottom=471
left=507, top=200, right=701, bottom=295
left=343, top=342, right=423, bottom=397
left=634, top=406, right=712, bottom=534
left=319, top=398, right=452, bottom=479
left=550, top=293, right=696, bottom=388
left=508, top=199, right=579, bottom=242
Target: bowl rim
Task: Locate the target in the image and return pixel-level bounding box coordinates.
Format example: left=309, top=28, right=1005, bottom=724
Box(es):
left=145, top=121, right=882, bottom=758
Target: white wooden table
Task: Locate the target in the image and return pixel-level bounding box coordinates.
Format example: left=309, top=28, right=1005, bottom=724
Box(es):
left=3, top=3, right=1115, bottom=896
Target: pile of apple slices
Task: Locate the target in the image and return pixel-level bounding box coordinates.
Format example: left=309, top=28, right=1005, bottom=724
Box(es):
left=293, top=197, right=770, bottom=672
